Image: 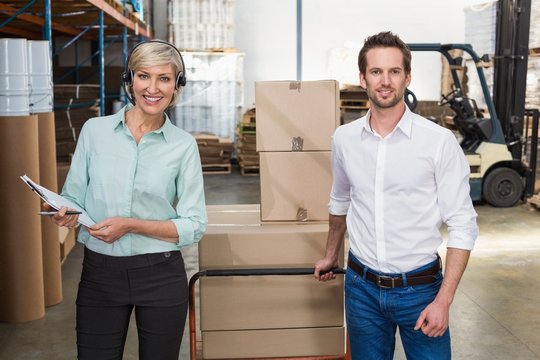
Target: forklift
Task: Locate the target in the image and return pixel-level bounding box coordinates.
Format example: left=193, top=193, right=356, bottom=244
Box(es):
left=405, top=42, right=538, bottom=208
left=401, top=1, right=538, bottom=207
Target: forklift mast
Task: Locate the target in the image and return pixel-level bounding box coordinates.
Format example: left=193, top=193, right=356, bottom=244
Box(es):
left=407, top=43, right=506, bottom=148
left=493, top=0, right=532, bottom=159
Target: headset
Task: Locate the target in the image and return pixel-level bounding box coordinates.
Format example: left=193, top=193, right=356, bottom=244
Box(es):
left=121, top=39, right=186, bottom=105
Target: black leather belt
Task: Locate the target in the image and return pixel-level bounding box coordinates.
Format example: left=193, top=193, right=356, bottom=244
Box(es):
left=347, top=257, right=440, bottom=288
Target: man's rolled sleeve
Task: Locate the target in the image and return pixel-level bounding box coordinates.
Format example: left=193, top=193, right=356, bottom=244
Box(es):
left=328, top=198, right=350, bottom=216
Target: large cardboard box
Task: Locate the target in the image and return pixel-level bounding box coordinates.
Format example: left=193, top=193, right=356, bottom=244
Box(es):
left=200, top=275, right=343, bottom=331
left=206, top=204, right=260, bottom=225
left=255, top=80, right=339, bottom=152
left=260, top=151, right=332, bottom=222
left=202, top=204, right=343, bottom=269
left=201, top=222, right=338, bottom=269
left=202, top=327, right=345, bottom=359
left=59, top=227, right=76, bottom=263
left=199, top=205, right=345, bottom=332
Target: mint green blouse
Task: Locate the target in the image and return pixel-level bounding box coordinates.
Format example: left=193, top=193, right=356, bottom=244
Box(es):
left=62, top=105, right=207, bottom=256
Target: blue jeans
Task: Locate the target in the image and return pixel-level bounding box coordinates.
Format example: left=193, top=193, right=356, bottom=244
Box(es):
left=345, top=253, right=451, bottom=360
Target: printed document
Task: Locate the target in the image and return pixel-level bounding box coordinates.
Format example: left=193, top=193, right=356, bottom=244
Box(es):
left=20, top=174, right=95, bottom=227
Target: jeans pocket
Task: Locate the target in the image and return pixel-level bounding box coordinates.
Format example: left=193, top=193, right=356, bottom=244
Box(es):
left=407, top=272, right=443, bottom=294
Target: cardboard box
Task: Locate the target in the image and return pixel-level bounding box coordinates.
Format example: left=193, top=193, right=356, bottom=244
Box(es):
left=200, top=275, right=343, bottom=331
left=255, top=80, right=339, bottom=151
left=57, top=162, right=70, bottom=191
left=202, top=327, right=345, bottom=359
left=59, top=227, right=76, bottom=263
left=206, top=204, right=261, bottom=226
left=201, top=222, right=340, bottom=269
left=199, top=205, right=345, bottom=333
left=260, top=151, right=332, bottom=222
left=202, top=204, right=344, bottom=269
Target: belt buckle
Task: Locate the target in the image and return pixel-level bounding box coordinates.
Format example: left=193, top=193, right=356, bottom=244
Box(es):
left=377, top=275, right=396, bottom=288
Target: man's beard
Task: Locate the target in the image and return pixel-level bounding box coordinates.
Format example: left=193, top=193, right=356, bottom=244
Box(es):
left=366, top=87, right=404, bottom=109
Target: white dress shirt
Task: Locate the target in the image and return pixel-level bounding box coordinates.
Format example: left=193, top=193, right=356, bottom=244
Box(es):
left=329, top=105, right=478, bottom=273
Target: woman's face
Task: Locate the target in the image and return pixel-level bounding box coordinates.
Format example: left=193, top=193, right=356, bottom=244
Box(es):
left=131, top=63, right=176, bottom=116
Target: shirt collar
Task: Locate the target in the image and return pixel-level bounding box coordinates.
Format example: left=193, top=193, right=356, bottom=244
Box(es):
left=361, top=102, right=413, bottom=139
left=114, top=104, right=173, bottom=143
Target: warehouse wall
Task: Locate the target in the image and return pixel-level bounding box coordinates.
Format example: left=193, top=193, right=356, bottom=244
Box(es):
left=235, top=0, right=485, bottom=108
left=143, top=0, right=491, bottom=109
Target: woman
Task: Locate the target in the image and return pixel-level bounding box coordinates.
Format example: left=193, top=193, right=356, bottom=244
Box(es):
left=48, top=40, right=207, bottom=360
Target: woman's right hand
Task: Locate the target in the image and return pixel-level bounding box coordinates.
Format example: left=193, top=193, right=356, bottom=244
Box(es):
left=43, top=203, right=80, bottom=229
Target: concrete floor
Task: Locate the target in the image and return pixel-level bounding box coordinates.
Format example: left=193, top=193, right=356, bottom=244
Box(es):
left=1, top=166, right=540, bottom=359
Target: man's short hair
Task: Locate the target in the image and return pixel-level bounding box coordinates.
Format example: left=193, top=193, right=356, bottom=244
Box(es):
left=357, top=31, right=411, bottom=76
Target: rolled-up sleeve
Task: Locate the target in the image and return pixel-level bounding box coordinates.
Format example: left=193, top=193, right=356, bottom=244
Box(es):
left=328, top=130, right=351, bottom=216
left=435, top=131, right=478, bottom=250
left=172, top=139, right=207, bottom=248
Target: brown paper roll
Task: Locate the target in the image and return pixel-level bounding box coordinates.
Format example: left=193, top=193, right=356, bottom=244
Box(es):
left=0, top=115, right=45, bottom=323
left=38, top=112, right=63, bottom=307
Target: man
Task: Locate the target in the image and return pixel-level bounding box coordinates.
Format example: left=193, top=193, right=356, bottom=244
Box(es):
left=314, top=31, right=478, bottom=359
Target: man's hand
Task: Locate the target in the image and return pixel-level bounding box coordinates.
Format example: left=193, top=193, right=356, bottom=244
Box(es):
left=88, top=217, right=131, bottom=243
left=414, top=297, right=450, bottom=337
left=314, top=257, right=338, bottom=281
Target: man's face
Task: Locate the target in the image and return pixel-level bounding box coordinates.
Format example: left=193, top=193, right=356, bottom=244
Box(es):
left=359, top=47, right=411, bottom=110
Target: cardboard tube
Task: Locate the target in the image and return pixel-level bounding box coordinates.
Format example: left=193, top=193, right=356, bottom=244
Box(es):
left=38, top=112, right=63, bottom=307
left=0, top=115, right=45, bottom=323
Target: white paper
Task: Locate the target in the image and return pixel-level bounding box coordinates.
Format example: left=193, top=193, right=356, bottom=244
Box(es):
left=20, top=174, right=96, bottom=227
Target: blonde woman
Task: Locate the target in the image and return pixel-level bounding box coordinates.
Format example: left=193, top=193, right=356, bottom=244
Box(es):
left=48, top=40, right=207, bottom=359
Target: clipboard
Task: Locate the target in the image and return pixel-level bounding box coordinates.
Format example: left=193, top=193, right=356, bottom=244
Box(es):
left=20, top=174, right=96, bottom=227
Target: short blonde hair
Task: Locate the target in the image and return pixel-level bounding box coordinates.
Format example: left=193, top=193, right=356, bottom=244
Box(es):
left=127, top=41, right=185, bottom=107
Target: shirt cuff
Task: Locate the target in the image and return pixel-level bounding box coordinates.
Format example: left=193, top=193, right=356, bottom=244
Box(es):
left=447, top=231, right=476, bottom=250
left=328, top=199, right=350, bottom=216
left=171, top=218, right=204, bottom=248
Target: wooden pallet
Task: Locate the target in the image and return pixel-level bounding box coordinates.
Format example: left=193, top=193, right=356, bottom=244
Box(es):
left=529, top=194, right=540, bottom=210
left=240, top=165, right=260, bottom=176
left=202, top=163, right=232, bottom=175
left=340, top=99, right=370, bottom=109
left=238, top=122, right=256, bottom=135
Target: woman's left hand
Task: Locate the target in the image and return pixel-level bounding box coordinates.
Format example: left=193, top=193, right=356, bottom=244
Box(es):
left=88, top=217, right=131, bottom=244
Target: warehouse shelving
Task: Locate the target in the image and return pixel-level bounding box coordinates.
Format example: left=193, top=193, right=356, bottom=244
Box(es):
left=0, top=0, right=153, bottom=115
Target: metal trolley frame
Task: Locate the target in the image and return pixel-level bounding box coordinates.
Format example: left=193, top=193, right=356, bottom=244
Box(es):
left=188, top=267, right=349, bottom=360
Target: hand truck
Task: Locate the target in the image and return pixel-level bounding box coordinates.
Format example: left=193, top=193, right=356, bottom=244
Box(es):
left=188, top=267, right=349, bottom=360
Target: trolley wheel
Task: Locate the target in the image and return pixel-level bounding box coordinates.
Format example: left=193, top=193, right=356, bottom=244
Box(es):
left=482, top=167, right=524, bottom=207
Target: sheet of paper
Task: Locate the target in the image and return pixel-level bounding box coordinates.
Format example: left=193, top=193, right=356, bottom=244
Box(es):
left=20, top=174, right=96, bottom=227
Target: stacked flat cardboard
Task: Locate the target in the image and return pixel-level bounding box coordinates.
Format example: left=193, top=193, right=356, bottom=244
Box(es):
left=199, top=206, right=344, bottom=358
left=236, top=108, right=258, bottom=175
left=256, top=80, right=339, bottom=222
left=194, top=133, right=233, bottom=173
left=53, top=85, right=100, bottom=162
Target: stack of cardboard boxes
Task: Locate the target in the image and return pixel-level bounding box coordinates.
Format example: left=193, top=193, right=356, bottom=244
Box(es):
left=198, top=80, right=344, bottom=358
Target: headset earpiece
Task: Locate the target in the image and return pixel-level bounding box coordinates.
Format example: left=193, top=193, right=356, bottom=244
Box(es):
left=121, top=70, right=133, bottom=86
left=176, top=71, right=186, bottom=88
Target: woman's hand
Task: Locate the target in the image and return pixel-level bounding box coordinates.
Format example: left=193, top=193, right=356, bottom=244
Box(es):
left=88, top=217, right=131, bottom=244
left=44, top=203, right=80, bottom=229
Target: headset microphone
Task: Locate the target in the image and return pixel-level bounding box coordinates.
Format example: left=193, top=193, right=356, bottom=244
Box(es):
left=121, top=40, right=186, bottom=105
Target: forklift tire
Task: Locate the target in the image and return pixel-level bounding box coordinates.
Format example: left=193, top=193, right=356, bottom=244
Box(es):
left=482, top=167, right=524, bottom=207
